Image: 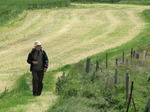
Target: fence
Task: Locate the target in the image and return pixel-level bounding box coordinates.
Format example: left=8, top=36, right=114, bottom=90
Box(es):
left=57, top=48, right=149, bottom=111
left=84, top=48, right=149, bottom=111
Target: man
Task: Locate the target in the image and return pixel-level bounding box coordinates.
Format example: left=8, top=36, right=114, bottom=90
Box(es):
left=27, top=41, right=48, bottom=96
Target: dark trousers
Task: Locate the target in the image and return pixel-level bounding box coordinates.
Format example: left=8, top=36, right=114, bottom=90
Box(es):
left=32, top=70, right=44, bottom=96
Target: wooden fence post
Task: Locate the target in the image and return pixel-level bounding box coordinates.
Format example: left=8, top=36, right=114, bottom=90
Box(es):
left=146, top=50, right=148, bottom=58
left=106, top=53, right=108, bottom=69
left=142, top=50, right=147, bottom=64
left=115, top=69, right=118, bottom=84
left=100, top=68, right=103, bottom=72
left=126, top=71, right=130, bottom=104
left=126, top=58, right=128, bottom=64
left=135, top=53, right=140, bottom=59
left=126, top=81, right=136, bottom=112
left=145, top=99, right=150, bottom=112
left=131, top=48, right=133, bottom=59
left=144, top=50, right=147, bottom=58
left=116, top=58, right=118, bottom=66
left=96, top=60, right=99, bottom=72
left=133, top=50, right=135, bottom=58
left=123, top=51, right=125, bottom=64
left=62, top=71, right=65, bottom=77
left=86, top=58, right=91, bottom=73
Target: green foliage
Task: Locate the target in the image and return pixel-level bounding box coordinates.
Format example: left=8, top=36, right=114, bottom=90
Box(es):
left=119, top=0, right=150, bottom=5
left=0, top=0, right=70, bottom=26
left=142, top=9, right=150, bottom=23
left=70, top=0, right=150, bottom=5
left=70, top=0, right=121, bottom=3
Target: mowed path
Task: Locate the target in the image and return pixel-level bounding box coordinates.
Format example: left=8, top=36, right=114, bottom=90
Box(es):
left=0, top=3, right=150, bottom=111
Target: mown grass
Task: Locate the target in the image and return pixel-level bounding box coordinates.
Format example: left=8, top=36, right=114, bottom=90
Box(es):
left=87, top=9, right=150, bottom=63
left=1, top=3, right=141, bottom=85
left=0, top=0, right=70, bottom=26
left=0, top=0, right=149, bottom=27
left=48, top=9, right=150, bottom=112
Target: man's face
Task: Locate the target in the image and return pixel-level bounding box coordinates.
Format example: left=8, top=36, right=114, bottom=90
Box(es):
left=35, top=45, right=41, bottom=51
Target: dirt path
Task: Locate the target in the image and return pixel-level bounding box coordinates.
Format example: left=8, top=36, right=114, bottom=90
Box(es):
left=0, top=3, right=150, bottom=111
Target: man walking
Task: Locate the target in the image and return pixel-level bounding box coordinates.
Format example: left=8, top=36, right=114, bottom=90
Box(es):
left=27, top=41, right=48, bottom=96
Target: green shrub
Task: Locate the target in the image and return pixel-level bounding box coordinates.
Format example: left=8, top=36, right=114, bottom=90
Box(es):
left=70, top=0, right=121, bottom=3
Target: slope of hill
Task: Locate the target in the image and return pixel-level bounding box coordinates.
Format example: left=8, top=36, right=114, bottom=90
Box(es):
left=0, top=4, right=149, bottom=93
left=0, top=3, right=150, bottom=112
left=48, top=9, right=150, bottom=112
left=49, top=45, right=150, bottom=112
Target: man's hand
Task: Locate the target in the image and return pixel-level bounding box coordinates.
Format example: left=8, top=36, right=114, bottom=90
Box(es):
left=44, top=68, right=47, bottom=72
left=32, top=61, right=38, bottom=65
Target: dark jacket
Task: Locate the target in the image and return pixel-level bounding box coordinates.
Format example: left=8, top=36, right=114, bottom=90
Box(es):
left=27, top=48, right=48, bottom=71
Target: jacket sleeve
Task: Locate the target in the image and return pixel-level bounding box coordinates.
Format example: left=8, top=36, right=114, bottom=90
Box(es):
left=43, top=50, right=49, bottom=68
left=27, top=53, right=32, bottom=64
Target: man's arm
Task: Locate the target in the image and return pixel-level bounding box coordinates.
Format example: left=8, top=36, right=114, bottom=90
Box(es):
left=27, top=53, right=32, bottom=64
left=43, top=50, right=49, bottom=69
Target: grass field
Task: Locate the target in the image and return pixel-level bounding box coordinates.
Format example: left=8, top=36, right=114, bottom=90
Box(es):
left=0, top=3, right=149, bottom=92
left=0, top=3, right=150, bottom=112
left=0, top=0, right=70, bottom=26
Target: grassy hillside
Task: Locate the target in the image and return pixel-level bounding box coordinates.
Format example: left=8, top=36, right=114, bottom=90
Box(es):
left=0, top=0, right=70, bottom=26
left=0, top=3, right=148, bottom=93
left=0, top=3, right=150, bottom=112
left=48, top=9, right=150, bottom=112
left=49, top=47, right=150, bottom=112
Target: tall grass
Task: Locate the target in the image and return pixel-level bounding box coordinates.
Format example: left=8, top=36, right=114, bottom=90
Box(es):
left=118, top=0, right=150, bottom=5
left=70, top=0, right=121, bottom=3
left=0, top=0, right=70, bottom=26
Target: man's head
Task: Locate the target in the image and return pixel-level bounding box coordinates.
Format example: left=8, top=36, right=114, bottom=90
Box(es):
left=34, top=41, right=42, bottom=51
